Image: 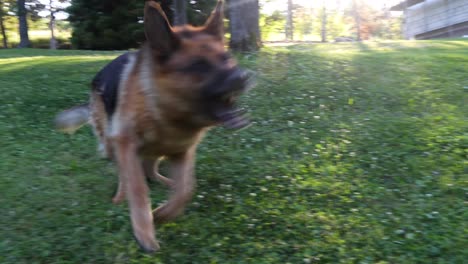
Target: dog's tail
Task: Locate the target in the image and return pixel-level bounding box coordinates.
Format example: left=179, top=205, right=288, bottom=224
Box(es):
left=54, top=104, right=90, bottom=134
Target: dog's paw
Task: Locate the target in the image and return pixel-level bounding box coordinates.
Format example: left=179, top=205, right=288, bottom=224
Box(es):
left=133, top=232, right=160, bottom=254
left=152, top=203, right=184, bottom=224
left=112, top=191, right=125, bottom=204
left=112, top=182, right=126, bottom=204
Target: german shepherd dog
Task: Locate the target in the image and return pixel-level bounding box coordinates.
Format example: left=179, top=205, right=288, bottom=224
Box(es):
left=55, top=0, right=253, bottom=252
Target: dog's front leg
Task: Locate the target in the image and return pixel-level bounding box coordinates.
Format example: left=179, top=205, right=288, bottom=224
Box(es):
left=153, top=147, right=196, bottom=223
left=113, top=133, right=159, bottom=253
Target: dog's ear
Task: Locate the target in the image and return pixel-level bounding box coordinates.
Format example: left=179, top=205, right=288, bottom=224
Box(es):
left=204, top=0, right=224, bottom=40
left=144, top=1, right=180, bottom=60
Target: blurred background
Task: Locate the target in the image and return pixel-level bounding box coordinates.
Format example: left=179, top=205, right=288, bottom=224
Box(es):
left=3, top=0, right=466, bottom=50
left=2, top=0, right=467, bottom=50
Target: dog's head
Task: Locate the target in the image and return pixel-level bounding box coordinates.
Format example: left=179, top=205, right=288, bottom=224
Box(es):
left=144, top=0, right=254, bottom=129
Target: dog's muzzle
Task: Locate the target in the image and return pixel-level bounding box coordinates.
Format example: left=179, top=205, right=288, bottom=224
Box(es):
left=203, top=69, right=255, bottom=129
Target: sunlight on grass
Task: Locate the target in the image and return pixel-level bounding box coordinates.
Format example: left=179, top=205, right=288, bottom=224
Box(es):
left=0, top=56, right=116, bottom=72
left=1, top=40, right=467, bottom=263
left=7, top=29, right=71, bottom=43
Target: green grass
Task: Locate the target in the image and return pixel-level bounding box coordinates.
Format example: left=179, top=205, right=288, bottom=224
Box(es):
left=1, top=40, right=467, bottom=263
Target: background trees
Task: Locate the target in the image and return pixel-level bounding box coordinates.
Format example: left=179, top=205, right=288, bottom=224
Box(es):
left=0, top=0, right=402, bottom=51
left=66, top=0, right=262, bottom=51
left=67, top=0, right=145, bottom=50
left=173, top=0, right=187, bottom=26
left=42, top=0, right=69, bottom=49
left=187, top=0, right=218, bottom=26
left=15, top=0, right=47, bottom=48
left=0, top=1, right=13, bottom=48
left=285, top=0, right=293, bottom=41
left=66, top=0, right=222, bottom=50
left=261, top=1, right=401, bottom=42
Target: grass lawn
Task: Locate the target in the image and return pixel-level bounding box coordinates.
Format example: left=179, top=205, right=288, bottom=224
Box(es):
left=0, top=40, right=467, bottom=263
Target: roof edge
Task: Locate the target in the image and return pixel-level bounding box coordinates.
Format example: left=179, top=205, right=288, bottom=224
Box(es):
left=390, top=0, right=425, bottom=11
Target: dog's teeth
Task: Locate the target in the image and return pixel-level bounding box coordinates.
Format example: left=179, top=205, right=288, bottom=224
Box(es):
left=230, top=108, right=245, bottom=115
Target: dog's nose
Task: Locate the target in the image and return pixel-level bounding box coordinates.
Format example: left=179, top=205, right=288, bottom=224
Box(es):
left=202, top=69, right=255, bottom=98
left=224, top=69, right=254, bottom=92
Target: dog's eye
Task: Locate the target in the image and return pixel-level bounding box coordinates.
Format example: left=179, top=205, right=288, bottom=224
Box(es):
left=181, top=59, right=213, bottom=74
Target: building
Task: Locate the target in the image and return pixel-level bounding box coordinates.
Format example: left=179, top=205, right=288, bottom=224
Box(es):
left=391, top=0, right=468, bottom=39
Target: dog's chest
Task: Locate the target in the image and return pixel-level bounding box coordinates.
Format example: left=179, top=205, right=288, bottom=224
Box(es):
left=136, top=117, right=204, bottom=158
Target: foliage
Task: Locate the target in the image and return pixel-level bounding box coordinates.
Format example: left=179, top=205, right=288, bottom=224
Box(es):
left=260, top=1, right=402, bottom=42
left=260, top=11, right=285, bottom=41
left=294, top=6, right=313, bottom=39
left=65, top=0, right=222, bottom=50
left=66, top=0, right=145, bottom=50
left=187, top=0, right=218, bottom=26
left=344, top=0, right=402, bottom=40
left=0, top=39, right=467, bottom=263
left=3, top=18, right=71, bottom=49
left=0, top=1, right=14, bottom=47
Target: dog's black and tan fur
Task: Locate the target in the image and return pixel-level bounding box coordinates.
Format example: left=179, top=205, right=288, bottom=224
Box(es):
left=55, top=0, right=252, bottom=252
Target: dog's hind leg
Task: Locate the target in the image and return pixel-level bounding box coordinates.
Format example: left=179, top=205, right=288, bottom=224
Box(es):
left=90, top=91, right=125, bottom=204
left=90, top=91, right=113, bottom=159
left=153, top=147, right=196, bottom=223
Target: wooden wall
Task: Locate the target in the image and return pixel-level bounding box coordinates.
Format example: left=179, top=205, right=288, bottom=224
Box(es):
left=403, top=0, right=468, bottom=39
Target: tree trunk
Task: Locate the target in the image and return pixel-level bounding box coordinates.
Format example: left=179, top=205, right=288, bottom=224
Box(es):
left=0, top=1, right=8, bottom=48
left=352, top=0, right=361, bottom=41
left=17, top=0, right=30, bottom=48
left=173, top=0, right=187, bottom=26
left=0, top=14, right=7, bottom=48
left=49, top=13, right=57, bottom=49
left=49, top=0, right=57, bottom=50
left=321, top=3, right=327, bottom=42
left=228, top=0, right=261, bottom=52
left=286, top=0, right=293, bottom=41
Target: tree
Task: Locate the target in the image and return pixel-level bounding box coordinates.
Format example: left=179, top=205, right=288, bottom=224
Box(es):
left=260, top=10, right=285, bottom=41
left=67, top=0, right=145, bottom=50
left=17, top=0, right=30, bottom=48
left=0, top=1, right=11, bottom=48
left=345, top=0, right=387, bottom=40
left=173, top=0, right=187, bottom=26
left=66, top=0, right=225, bottom=50
left=67, top=0, right=181, bottom=50
left=352, top=0, right=361, bottom=41
left=285, top=0, right=293, bottom=41
left=43, top=0, right=69, bottom=49
left=321, top=1, right=327, bottom=42
left=187, top=0, right=218, bottom=26
left=228, top=0, right=261, bottom=52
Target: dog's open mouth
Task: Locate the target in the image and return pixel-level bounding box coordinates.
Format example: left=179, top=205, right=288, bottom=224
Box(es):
left=214, top=94, right=249, bottom=129
left=216, top=107, right=248, bottom=129
left=204, top=69, right=255, bottom=130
